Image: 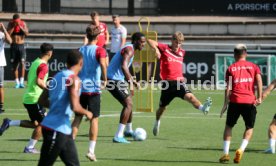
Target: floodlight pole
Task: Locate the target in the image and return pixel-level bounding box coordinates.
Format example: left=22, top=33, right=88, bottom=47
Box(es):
left=22, top=0, right=25, bottom=12
left=109, top=0, right=112, bottom=14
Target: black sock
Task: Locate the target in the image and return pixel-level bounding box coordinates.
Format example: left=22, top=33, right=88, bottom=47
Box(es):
left=0, top=103, right=3, bottom=110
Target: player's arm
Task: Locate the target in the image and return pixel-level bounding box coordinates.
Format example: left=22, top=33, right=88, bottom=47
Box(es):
left=105, top=28, right=109, bottom=46
left=263, top=79, right=276, bottom=101
left=69, top=75, right=93, bottom=120
left=19, top=22, right=29, bottom=36
left=255, top=74, right=263, bottom=105
left=121, top=47, right=138, bottom=87
left=147, top=39, right=161, bottom=59
left=120, top=28, right=127, bottom=48
left=7, top=21, right=15, bottom=35
left=83, top=36, right=88, bottom=45
left=98, top=48, right=108, bottom=88
left=0, top=23, right=12, bottom=44
left=36, top=64, right=48, bottom=89
left=38, top=89, right=49, bottom=108
left=220, top=71, right=232, bottom=118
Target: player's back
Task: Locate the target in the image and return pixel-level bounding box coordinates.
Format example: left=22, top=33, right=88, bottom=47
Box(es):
left=227, top=60, right=261, bottom=104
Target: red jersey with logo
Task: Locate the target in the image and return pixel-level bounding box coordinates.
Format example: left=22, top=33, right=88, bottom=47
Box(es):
left=96, top=22, right=108, bottom=47
left=158, top=43, right=185, bottom=80
left=225, top=60, right=261, bottom=104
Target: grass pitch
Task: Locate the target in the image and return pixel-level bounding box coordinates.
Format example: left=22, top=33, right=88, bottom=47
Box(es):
left=0, top=85, right=275, bottom=166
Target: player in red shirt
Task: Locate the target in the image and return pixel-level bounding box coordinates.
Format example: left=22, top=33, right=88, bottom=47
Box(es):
left=147, top=31, right=212, bottom=136
left=219, top=44, right=263, bottom=164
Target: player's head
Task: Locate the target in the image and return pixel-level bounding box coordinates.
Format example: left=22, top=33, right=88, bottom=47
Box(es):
left=13, top=13, right=20, bottom=20
left=171, top=31, right=184, bottom=50
left=40, top=43, right=54, bottom=60
left=112, top=14, right=120, bottom=26
left=234, top=44, right=247, bottom=60
left=131, top=32, right=146, bottom=51
left=90, top=11, right=100, bottom=25
left=66, top=50, right=83, bottom=72
left=86, top=25, right=101, bottom=42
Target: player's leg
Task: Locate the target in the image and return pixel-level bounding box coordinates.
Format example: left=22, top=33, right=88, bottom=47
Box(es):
left=38, top=129, right=64, bottom=166
left=86, top=95, right=100, bottom=161
left=24, top=104, right=46, bottom=153
left=233, top=104, right=256, bottom=163
left=72, top=94, right=87, bottom=139
left=219, top=103, right=240, bottom=163
left=19, top=44, right=26, bottom=88
left=152, top=81, right=175, bottom=136
left=183, top=93, right=212, bottom=114
left=59, top=135, right=80, bottom=166
left=107, top=80, right=132, bottom=143
left=265, top=114, right=276, bottom=153
left=10, top=44, right=19, bottom=88
left=0, top=66, right=4, bottom=113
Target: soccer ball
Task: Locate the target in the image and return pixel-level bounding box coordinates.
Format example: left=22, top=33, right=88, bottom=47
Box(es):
left=133, top=128, right=147, bottom=141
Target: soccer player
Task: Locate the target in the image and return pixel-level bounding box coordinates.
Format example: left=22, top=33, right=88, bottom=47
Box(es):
left=110, top=14, right=127, bottom=60
left=147, top=31, right=212, bottom=136
left=0, top=43, right=53, bottom=153
left=0, top=22, right=12, bottom=114
left=261, top=79, right=276, bottom=154
left=7, top=13, right=29, bottom=88
left=107, top=32, right=146, bottom=143
left=219, top=44, right=262, bottom=164
left=84, top=11, right=109, bottom=48
left=71, top=25, right=107, bottom=162
left=38, top=50, right=93, bottom=166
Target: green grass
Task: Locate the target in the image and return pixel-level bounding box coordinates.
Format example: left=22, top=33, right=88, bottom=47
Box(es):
left=0, top=85, right=275, bottom=166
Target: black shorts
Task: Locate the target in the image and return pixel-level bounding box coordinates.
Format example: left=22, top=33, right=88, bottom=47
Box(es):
left=226, top=102, right=257, bottom=129
left=24, top=104, right=46, bottom=123
left=159, top=81, right=192, bottom=107
left=80, top=94, right=101, bottom=118
left=273, top=114, right=276, bottom=120
left=10, top=43, right=26, bottom=67
left=38, top=128, right=80, bottom=166
left=106, top=80, right=130, bottom=103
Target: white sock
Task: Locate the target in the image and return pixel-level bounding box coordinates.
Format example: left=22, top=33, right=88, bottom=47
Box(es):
left=223, top=141, right=231, bottom=155
left=155, top=120, right=160, bottom=127
left=26, top=139, right=38, bottom=149
left=198, top=105, right=203, bottom=111
left=240, top=139, right=249, bottom=151
left=115, top=123, right=125, bottom=138
left=20, top=77, right=24, bottom=84
left=269, top=138, right=276, bottom=153
left=15, top=78, right=19, bottom=84
left=89, top=141, right=96, bottom=154
left=9, top=120, right=21, bottom=126
left=126, top=123, right=133, bottom=132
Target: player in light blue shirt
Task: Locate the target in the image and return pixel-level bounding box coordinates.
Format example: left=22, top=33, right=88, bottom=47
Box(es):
left=38, top=50, right=92, bottom=166
left=106, top=32, right=146, bottom=143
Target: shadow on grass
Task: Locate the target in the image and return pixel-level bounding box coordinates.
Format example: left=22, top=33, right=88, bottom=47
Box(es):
left=0, top=158, right=37, bottom=161
left=168, top=147, right=264, bottom=153
left=96, top=157, right=219, bottom=164
left=6, top=138, right=29, bottom=142
left=0, top=150, right=24, bottom=154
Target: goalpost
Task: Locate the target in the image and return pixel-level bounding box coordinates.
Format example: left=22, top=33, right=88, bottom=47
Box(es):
left=215, top=54, right=276, bottom=89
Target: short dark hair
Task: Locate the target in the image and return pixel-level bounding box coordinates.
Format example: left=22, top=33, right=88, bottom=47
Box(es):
left=234, top=44, right=247, bottom=57
left=13, top=13, right=20, bottom=20
left=67, top=50, right=83, bottom=67
left=112, top=14, right=119, bottom=18
left=40, top=43, right=54, bottom=55
left=131, top=32, right=145, bottom=44
left=90, top=11, right=100, bottom=17
left=86, top=25, right=101, bottom=41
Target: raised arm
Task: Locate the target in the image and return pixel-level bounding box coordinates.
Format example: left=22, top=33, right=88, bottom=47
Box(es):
left=262, top=79, right=276, bottom=101
left=19, top=21, right=29, bottom=36
left=0, top=23, right=12, bottom=44
left=147, top=39, right=161, bottom=59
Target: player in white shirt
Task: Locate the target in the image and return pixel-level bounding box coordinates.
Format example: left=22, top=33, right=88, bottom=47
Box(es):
left=110, top=15, right=127, bottom=60
left=0, top=22, right=12, bottom=113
